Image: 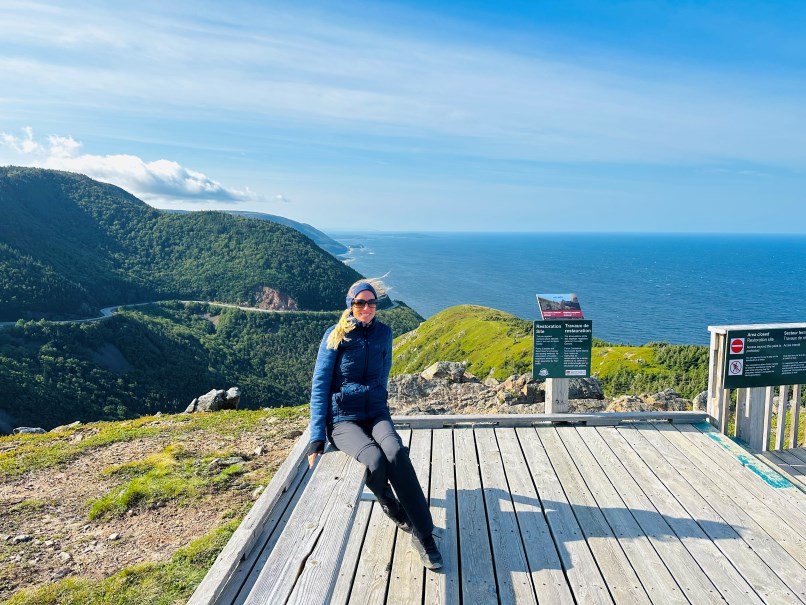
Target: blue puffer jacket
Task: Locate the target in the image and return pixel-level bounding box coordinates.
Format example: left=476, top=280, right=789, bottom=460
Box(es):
left=309, top=317, right=393, bottom=444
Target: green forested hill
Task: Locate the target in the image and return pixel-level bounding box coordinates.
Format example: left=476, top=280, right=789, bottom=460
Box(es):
left=391, top=305, right=709, bottom=398
left=0, top=301, right=422, bottom=432
left=0, top=167, right=360, bottom=320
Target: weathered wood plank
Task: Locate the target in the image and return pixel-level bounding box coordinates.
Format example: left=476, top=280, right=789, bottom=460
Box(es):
left=561, top=427, right=686, bottom=604
left=789, top=447, right=806, bottom=464
left=536, top=425, right=650, bottom=605
left=188, top=427, right=310, bottom=605
left=347, top=429, right=412, bottom=605
left=775, top=386, right=789, bottom=451
left=329, top=499, right=372, bottom=605
left=453, top=428, right=497, bottom=604
left=495, top=428, right=574, bottom=604
left=516, top=427, right=614, bottom=605
left=424, top=428, right=459, bottom=605
left=388, top=429, right=432, bottom=603
left=678, top=423, right=806, bottom=540
left=347, top=506, right=397, bottom=605
left=574, top=426, right=726, bottom=604
left=596, top=426, right=763, bottom=605
left=791, top=388, right=803, bottom=448
left=631, top=424, right=804, bottom=602
left=242, top=451, right=365, bottom=605
left=757, top=451, right=806, bottom=492
left=392, top=412, right=706, bottom=429
left=229, top=461, right=311, bottom=605
left=475, top=427, right=538, bottom=604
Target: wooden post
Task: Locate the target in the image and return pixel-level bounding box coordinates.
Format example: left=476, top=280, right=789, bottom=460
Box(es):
left=746, top=387, right=767, bottom=451
left=774, top=385, right=788, bottom=451
left=761, top=386, right=775, bottom=452
left=791, top=384, right=802, bottom=448
left=734, top=388, right=747, bottom=440
left=707, top=331, right=729, bottom=432
left=545, top=378, right=569, bottom=413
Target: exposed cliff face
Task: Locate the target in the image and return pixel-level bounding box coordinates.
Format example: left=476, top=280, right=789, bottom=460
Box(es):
left=388, top=361, right=695, bottom=415
left=253, top=287, right=298, bottom=310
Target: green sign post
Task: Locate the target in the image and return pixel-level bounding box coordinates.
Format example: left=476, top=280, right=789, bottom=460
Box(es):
left=533, top=319, right=593, bottom=379
left=723, top=327, right=806, bottom=388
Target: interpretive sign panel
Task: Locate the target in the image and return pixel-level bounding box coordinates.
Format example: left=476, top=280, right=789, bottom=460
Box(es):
left=723, top=327, right=806, bottom=388
left=533, top=320, right=592, bottom=379
left=536, top=293, right=584, bottom=319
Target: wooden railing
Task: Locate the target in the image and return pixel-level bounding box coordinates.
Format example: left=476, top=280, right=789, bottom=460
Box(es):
left=707, top=323, right=805, bottom=451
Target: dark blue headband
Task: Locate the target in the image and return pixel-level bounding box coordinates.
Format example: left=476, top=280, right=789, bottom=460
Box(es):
left=346, top=282, right=378, bottom=308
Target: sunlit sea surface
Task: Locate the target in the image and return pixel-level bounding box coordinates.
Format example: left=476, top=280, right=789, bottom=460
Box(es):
left=329, top=232, right=806, bottom=345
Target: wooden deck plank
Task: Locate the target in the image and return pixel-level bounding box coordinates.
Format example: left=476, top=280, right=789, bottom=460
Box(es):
left=758, top=451, right=806, bottom=492
left=188, top=427, right=311, bottom=605
left=516, top=427, right=614, bottom=605
left=392, top=412, right=707, bottom=429
left=347, top=505, right=397, bottom=605
left=242, top=451, right=365, bottom=605
left=685, top=423, right=806, bottom=522
left=667, top=424, right=806, bottom=561
left=453, top=428, right=498, bottom=604
left=535, top=425, right=651, bottom=605
left=229, top=461, right=311, bottom=605
left=788, top=447, right=806, bottom=464
left=561, top=427, right=687, bottom=604
left=495, top=428, right=574, bottom=604
left=596, top=426, right=764, bottom=605
left=330, top=500, right=372, bottom=605
left=388, top=428, right=432, bottom=603
left=628, top=424, right=804, bottom=603
left=475, top=427, right=538, bottom=604
left=347, top=429, right=412, bottom=605
left=574, top=426, right=728, bottom=604
left=424, top=428, right=460, bottom=605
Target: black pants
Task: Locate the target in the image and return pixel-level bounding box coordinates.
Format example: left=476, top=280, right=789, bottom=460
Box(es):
left=331, top=414, right=434, bottom=539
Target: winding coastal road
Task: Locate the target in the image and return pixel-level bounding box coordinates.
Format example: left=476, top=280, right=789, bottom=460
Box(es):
left=0, top=298, right=398, bottom=330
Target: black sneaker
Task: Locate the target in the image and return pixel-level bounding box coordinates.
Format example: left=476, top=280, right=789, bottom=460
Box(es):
left=381, top=502, right=413, bottom=533
left=412, top=534, right=443, bottom=570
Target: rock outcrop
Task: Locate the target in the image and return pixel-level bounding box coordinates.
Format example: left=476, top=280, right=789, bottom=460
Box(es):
left=388, top=361, right=606, bottom=416
left=184, top=387, right=241, bottom=413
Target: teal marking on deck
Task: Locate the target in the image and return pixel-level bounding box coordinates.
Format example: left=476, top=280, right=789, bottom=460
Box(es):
left=696, top=422, right=793, bottom=489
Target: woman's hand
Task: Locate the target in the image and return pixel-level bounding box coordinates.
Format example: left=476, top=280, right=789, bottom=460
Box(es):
left=307, top=440, right=324, bottom=469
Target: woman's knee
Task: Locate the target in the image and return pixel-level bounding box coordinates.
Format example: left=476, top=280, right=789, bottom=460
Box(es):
left=378, top=433, right=406, bottom=463
left=357, top=443, right=386, bottom=476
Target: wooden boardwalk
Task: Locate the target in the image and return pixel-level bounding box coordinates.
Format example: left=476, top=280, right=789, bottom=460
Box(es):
left=189, top=414, right=806, bottom=605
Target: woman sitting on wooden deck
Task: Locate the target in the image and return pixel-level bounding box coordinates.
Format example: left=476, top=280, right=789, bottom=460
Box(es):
left=307, top=279, right=444, bottom=570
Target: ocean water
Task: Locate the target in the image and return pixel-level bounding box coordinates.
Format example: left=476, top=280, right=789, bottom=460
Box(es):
left=329, top=232, right=806, bottom=345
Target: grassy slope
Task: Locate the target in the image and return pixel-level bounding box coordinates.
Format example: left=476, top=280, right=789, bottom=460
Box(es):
left=392, top=304, right=710, bottom=398
left=1, top=407, right=308, bottom=605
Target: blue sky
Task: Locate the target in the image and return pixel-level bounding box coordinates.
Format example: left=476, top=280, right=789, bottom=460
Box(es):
left=1, top=0, right=804, bottom=232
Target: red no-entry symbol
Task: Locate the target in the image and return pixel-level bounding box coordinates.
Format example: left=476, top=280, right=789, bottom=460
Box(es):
left=730, top=338, right=745, bottom=354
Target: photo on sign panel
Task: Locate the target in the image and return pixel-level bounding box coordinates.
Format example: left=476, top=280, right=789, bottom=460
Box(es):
left=536, top=293, right=584, bottom=320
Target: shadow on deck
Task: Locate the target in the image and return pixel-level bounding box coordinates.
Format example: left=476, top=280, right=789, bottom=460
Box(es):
left=189, top=413, right=806, bottom=605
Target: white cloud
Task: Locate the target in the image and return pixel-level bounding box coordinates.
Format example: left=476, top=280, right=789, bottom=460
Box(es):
left=1, top=128, right=272, bottom=206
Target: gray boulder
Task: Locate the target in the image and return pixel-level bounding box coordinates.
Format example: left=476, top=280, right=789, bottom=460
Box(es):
left=13, top=427, right=46, bottom=435
left=569, top=377, right=605, bottom=400
left=420, top=361, right=467, bottom=383
left=184, top=387, right=241, bottom=413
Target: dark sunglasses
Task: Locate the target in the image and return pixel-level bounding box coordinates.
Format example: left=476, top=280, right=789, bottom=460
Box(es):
left=352, top=299, right=379, bottom=308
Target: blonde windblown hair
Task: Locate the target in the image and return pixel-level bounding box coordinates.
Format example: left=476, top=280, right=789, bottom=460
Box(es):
left=326, top=278, right=387, bottom=350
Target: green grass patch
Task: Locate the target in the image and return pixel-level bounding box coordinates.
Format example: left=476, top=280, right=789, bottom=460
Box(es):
left=0, top=407, right=307, bottom=478
left=88, top=443, right=250, bottom=520
left=4, top=519, right=239, bottom=605
left=392, top=305, right=709, bottom=398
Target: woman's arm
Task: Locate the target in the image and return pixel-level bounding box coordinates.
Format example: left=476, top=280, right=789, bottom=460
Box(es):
left=381, top=324, right=393, bottom=388
left=309, top=326, right=337, bottom=449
